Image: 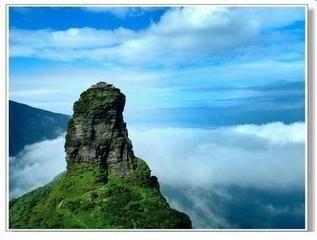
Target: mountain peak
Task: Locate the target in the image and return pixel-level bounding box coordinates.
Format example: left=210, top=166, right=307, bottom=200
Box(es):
left=65, top=82, right=135, bottom=177
left=10, top=83, right=192, bottom=229
left=90, top=81, right=115, bottom=89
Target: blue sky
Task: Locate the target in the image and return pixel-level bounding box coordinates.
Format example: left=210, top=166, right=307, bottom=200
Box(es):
left=9, top=6, right=306, bottom=127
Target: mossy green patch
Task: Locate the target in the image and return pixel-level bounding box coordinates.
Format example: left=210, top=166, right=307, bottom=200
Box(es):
left=74, top=88, right=121, bottom=115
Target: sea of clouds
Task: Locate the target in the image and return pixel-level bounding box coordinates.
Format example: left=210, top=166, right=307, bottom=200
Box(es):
left=130, top=121, right=305, bottom=191
left=9, top=121, right=305, bottom=228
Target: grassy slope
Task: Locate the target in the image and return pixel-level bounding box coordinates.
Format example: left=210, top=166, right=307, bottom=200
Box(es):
left=9, top=159, right=191, bottom=229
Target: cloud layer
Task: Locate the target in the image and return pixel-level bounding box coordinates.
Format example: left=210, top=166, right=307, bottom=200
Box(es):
left=10, top=122, right=305, bottom=197
left=9, top=7, right=305, bottom=120
left=83, top=7, right=164, bottom=19
left=10, top=7, right=304, bottom=65
left=129, top=122, right=305, bottom=191
left=9, top=134, right=66, bottom=198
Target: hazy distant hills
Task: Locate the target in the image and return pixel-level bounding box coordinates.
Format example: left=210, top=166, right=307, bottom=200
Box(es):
left=9, top=100, right=70, bottom=156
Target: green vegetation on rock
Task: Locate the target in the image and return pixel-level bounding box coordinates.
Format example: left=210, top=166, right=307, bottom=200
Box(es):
left=73, top=86, right=122, bottom=115
left=9, top=159, right=191, bottom=229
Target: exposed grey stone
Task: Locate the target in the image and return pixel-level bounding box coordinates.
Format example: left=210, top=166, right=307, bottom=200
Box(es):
left=65, top=82, right=135, bottom=177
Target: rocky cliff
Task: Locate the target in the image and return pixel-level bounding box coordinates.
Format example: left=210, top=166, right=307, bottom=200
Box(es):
left=9, top=82, right=192, bottom=229
left=65, top=82, right=135, bottom=176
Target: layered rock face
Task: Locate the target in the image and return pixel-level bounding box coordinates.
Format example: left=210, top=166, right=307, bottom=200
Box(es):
left=65, top=82, right=135, bottom=176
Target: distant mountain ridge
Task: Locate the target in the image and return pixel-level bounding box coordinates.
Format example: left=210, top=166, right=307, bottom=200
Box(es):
left=9, top=100, right=70, bottom=156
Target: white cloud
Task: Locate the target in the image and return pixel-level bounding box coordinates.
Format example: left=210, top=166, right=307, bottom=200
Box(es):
left=9, top=7, right=304, bottom=65
left=129, top=122, right=305, bottom=191
left=9, top=57, right=304, bottom=116
left=233, top=122, right=305, bottom=144
left=10, top=27, right=135, bottom=49
left=9, top=122, right=305, bottom=199
left=84, top=7, right=134, bottom=18
left=236, top=7, right=304, bottom=29
left=83, top=7, right=162, bottom=19
left=9, top=134, right=66, bottom=199
left=10, top=27, right=136, bottom=61
left=9, top=7, right=305, bottom=116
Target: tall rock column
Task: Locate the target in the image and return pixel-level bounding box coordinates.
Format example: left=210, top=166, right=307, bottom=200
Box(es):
left=65, top=82, right=136, bottom=177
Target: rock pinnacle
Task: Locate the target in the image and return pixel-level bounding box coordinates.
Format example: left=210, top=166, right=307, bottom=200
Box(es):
left=65, top=82, right=135, bottom=177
